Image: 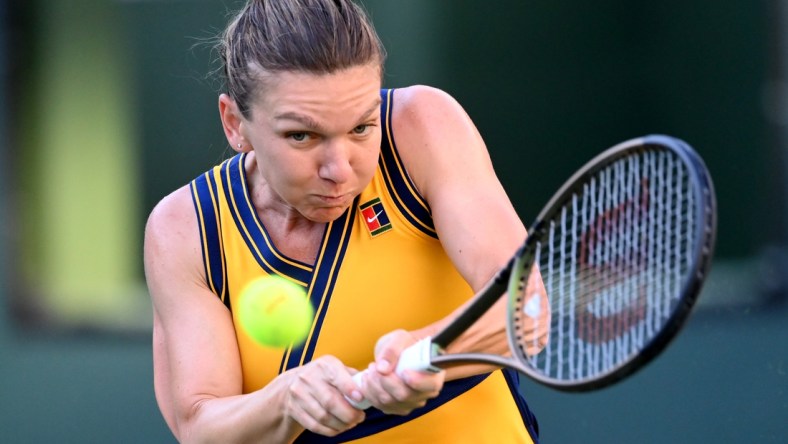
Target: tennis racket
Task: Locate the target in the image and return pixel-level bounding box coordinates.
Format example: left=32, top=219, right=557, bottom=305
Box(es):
left=349, top=134, right=716, bottom=408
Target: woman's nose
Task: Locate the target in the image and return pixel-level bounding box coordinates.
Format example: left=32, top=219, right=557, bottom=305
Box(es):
left=317, top=141, right=352, bottom=184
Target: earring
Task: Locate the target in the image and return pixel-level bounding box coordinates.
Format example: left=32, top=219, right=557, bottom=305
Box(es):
left=237, top=143, right=242, bottom=149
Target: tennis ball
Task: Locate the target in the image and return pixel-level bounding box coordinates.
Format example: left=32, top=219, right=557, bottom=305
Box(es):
left=237, top=276, right=313, bottom=348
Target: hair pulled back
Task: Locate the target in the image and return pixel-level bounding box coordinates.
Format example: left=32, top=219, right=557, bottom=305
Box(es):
left=219, top=0, right=386, bottom=118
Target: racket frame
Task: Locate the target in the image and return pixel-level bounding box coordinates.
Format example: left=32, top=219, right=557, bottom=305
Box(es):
left=430, top=135, right=717, bottom=391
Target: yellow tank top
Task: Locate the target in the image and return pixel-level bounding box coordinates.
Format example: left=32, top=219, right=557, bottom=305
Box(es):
left=190, top=89, right=538, bottom=443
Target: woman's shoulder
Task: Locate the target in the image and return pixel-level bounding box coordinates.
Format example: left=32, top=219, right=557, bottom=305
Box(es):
left=391, top=85, right=463, bottom=120
left=145, top=184, right=197, bottom=251
left=389, top=85, right=477, bottom=151
left=388, top=85, right=487, bottom=201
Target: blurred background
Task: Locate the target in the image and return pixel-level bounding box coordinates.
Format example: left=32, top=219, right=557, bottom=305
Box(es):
left=1, top=0, right=785, bottom=442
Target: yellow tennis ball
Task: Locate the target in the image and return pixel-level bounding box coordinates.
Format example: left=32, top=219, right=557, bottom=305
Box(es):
left=237, top=276, right=313, bottom=348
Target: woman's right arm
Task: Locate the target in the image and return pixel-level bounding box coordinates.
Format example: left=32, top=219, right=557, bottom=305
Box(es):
left=144, top=186, right=365, bottom=443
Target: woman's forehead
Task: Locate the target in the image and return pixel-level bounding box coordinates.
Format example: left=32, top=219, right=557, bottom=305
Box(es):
left=263, top=63, right=381, bottom=93
left=252, top=64, right=382, bottom=120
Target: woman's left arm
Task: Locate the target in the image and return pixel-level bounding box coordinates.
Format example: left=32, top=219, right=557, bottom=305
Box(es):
left=357, top=86, right=547, bottom=414
left=392, top=85, right=546, bottom=373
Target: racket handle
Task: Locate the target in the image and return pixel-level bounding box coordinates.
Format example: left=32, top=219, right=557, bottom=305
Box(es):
left=346, top=373, right=372, bottom=410
left=345, top=338, right=440, bottom=410
left=396, top=337, right=442, bottom=373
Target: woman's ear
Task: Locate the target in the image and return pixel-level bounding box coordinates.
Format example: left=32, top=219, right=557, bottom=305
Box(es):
left=219, top=93, right=249, bottom=153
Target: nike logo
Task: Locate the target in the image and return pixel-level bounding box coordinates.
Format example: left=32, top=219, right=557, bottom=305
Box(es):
left=366, top=210, right=383, bottom=223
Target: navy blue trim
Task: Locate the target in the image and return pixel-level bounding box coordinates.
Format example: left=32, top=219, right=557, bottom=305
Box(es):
left=379, top=89, right=437, bottom=238
left=191, top=169, right=229, bottom=308
left=502, top=369, right=540, bottom=442
left=221, top=153, right=313, bottom=285
left=294, top=373, right=490, bottom=443
left=283, top=200, right=357, bottom=371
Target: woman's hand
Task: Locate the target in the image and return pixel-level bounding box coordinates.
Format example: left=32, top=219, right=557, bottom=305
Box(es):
left=282, top=355, right=367, bottom=437
left=354, top=330, right=445, bottom=415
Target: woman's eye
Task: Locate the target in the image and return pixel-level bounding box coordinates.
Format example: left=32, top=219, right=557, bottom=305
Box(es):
left=352, top=124, right=369, bottom=135
left=289, top=132, right=308, bottom=142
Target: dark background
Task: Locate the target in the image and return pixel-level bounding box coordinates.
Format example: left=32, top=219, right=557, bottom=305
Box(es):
left=1, top=0, right=785, bottom=442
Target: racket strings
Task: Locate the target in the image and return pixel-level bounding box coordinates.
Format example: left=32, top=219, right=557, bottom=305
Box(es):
left=513, top=149, right=697, bottom=382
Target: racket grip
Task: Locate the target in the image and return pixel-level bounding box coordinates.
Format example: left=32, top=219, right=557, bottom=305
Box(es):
left=346, top=373, right=372, bottom=410
left=345, top=338, right=440, bottom=410
left=395, top=337, right=441, bottom=373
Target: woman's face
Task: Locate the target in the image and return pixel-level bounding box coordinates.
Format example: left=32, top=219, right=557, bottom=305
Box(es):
left=240, top=63, right=383, bottom=223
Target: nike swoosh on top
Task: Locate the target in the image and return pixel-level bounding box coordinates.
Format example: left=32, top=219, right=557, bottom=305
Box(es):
left=366, top=210, right=383, bottom=223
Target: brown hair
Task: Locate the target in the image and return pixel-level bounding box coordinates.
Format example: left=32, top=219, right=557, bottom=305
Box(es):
left=219, top=0, right=386, bottom=118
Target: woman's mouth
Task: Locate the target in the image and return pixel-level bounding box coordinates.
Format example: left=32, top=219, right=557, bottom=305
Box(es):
left=315, top=193, right=350, bottom=206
